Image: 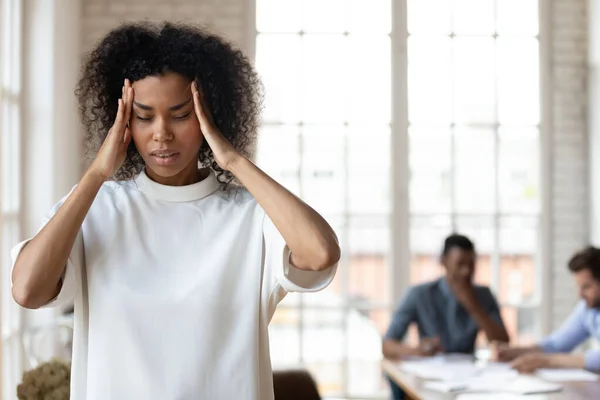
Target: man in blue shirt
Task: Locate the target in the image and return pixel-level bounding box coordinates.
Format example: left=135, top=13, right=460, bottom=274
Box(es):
left=495, top=246, right=600, bottom=373
left=382, top=234, right=509, bottom=399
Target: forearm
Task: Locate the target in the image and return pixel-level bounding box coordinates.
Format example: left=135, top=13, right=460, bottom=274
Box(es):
left=229, top=156, right=340, bottom=271
left=382, top=339, right=421, bottom=359
left=11, top=169, right=104, bottom=308
left=466, top=304, right=509, bottom=343
left=547, top=353, right=586, bottom=369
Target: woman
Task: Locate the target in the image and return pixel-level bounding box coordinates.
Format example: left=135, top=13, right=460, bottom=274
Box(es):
left=11, top=22, right=340, bottom=400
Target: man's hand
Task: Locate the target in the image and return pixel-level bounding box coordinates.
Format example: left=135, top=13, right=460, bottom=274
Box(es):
left=418, top=336, right=443, bottom=357
left=448, top=277, right=478, bottom=309
left=511, top=353, right=551, bottom=374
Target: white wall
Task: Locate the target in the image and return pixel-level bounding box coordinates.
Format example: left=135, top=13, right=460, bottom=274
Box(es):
left=548, top=0, right=590, bottom=330
left=589, top=3, right=600, bottom=244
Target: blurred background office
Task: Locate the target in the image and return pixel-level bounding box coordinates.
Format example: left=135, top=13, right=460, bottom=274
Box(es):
left=1, top=0, right=599, bottom=399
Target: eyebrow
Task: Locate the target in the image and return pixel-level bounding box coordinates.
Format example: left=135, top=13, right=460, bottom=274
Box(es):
left=133, top=98, right=193, bottom=111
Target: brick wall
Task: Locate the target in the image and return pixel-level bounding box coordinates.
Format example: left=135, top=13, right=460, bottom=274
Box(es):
left=81, top=0, right=251, bottom=54
left=550, top=0, right=589, bottom=329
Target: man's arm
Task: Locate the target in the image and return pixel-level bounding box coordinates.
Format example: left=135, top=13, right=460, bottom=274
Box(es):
left=382, top=288, right=431, bottom=359
left=539, top=302, right=590, bottom=353
left=497, top=302, right=593, bottom=366
left=511, top=352, right=588, bottom=373
left=493, top=342, right=543, bottom=362
left=453, top=284, right=509, bottom=343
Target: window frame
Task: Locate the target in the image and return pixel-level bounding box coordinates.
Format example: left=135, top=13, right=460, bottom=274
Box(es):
left=1, top=1, right=24, bottom=399
left=250, top=0, right=548, bottom=397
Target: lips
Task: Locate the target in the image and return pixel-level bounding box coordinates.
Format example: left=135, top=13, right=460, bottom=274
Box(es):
left=150, top=150, right=180, bottom=166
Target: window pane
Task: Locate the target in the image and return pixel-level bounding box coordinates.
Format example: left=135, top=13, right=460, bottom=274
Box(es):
left=499, top=216, right=538, bottom=256
left=302, top=0, right=345, bottom=33
left=410, top=215, right=451, bottom=284
left=347, top=309, right=390, bottom=396
left=453, top=38, right=495, bottom=124
left=269, top=307, right=301, bottom=366
left=348, top=216, right=390, bottom=304
left=302, top=309, right=344, bottom=363
left=453, top=0, right=494, bottom=35
left=409, top=127, right=452, bottom=213
left=499, top=127, right=540, bottom=213
left=455, top=215, right=495, bottom=287
left=347, top=35, right=391, bottom=124
left=408, top=0, right=452, bottom=35
left=347, top=126, right=390, bottom=214
left=499, top=255, right=537, bottom=305
left=256, top=125, right=300, bottom=195
left=497, top=38, right=540, bottom=125
left=348, top=0, right=391, bottom=34
left=411, top=254, right=445, bottom=285
left=302, top=35, right=347, bottom=123
left=454, top=127, right=495, bottom=213
left=408, top=37, right=452, bottom=124
left=306, top=362, right=343, bottom=396
left=501, top=306, right=539, bottom=345
left=301, top=126, right=345, bottom=214
left=473, top=254, right=493, bottom=288
left=456, top=215, right=495, bottom=254
left=256, top=34, right=301, bottom=123
left=497, top=0, right=539, bottom=36
left=256, top=0, right=302, bottom=32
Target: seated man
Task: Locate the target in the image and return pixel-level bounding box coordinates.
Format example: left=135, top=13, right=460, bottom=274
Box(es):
left=494, top=246, right=600, bottom=374
left=382, top=234, right=509, bottom=400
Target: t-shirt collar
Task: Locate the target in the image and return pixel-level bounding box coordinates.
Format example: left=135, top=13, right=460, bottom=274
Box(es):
left=135, top=168, right=220, bottom=202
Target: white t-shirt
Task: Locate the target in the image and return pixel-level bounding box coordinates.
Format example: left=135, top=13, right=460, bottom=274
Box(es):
left=11, top=169, right=337, bottom=400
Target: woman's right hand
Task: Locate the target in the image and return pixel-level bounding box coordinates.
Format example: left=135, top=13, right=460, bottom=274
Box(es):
left=90, top=79, right=133, bottom=179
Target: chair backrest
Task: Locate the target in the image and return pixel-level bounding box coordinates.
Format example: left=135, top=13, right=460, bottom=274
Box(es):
left=272, top=369, right=321, bottom=400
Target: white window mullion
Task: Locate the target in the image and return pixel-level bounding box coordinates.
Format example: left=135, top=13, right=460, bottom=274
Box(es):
left=390, top=0, right=410, bottom=306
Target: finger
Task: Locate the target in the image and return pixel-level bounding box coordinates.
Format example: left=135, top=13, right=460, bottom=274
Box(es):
left=124, top=87, right=133, bottom=125
left=192, top=88, right=209, bottom=127
left=123, top=127, right=131, bottom=145
left=112, top=99, right=125, bottom=138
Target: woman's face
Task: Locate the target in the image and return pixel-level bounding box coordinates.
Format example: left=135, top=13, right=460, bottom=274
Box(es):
left=130, top=72, right=203, bottom=186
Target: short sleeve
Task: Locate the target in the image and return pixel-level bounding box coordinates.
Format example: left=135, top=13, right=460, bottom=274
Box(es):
left=262, top=213, right=337, bottom=294
left=483, top=287, right=506, bottom=329
left=385, top=287, right=418, bottom=341
left=10, top=186, right=82, bottom=309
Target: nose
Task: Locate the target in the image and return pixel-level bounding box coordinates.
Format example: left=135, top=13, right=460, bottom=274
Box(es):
left=152, top=119, right=173, bottom=142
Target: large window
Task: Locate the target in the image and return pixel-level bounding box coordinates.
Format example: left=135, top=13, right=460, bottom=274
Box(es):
left=1, top=1, right=23, bottom=399
left=255, top=0, right=392, bottom=397
left=408, top=0, right=541, bottom=347
left=256, top=0, right=540, bottom=398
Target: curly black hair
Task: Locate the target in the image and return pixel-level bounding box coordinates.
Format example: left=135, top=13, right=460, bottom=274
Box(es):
left=76, top=21, right=263, bottom=186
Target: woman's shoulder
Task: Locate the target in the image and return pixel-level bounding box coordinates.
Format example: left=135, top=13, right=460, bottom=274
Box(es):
left=212, top=185, right=259, bottom=208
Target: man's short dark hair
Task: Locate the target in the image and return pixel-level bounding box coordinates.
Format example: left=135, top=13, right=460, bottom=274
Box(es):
left=568, top=246, right=600, bottom=281
left=442, top=234, right=475, bottom=257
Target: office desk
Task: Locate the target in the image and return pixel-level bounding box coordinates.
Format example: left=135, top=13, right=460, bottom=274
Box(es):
left=382, top=358, right=600, bottom=400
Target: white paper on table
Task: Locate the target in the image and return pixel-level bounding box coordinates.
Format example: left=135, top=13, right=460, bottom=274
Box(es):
left=456, top=394, right=549, bottom=400
left=536, top=368, right=599, bottom=382
left=400, top=359, right=517, bottom=381
left=471, top=375, right=562, bottom=394
left=424, top=374, right=562, bottom=395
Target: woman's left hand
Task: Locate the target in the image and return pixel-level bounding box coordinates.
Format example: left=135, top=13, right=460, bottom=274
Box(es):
left=192, top=81, right=241, bottom=171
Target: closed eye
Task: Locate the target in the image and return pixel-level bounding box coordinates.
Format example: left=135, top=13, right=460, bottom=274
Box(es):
left=135, top=114, right=152, bottom=121
left=173, top=112, right=191, bottom=120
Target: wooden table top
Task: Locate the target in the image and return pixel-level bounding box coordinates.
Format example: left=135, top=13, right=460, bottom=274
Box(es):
left=382, top=358, right=600, bottom=400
